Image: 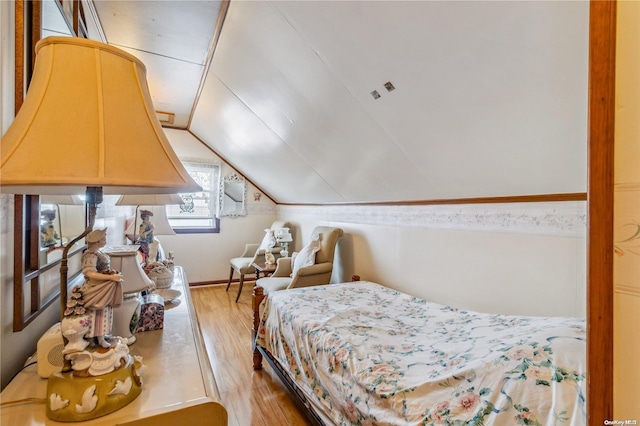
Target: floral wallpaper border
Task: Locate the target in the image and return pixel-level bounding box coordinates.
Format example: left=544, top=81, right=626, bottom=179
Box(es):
left=278, top=201, right=587, bottom=237
left=613, top=182, right=639, bottom=294
left=246, top=203, right=277, bottom=215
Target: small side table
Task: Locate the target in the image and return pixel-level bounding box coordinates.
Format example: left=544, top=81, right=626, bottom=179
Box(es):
left=252, top=261, right=276, bottom=280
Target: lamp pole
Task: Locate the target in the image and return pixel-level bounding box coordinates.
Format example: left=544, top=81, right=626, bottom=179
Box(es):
left=58, top=186, right=102, bottom=371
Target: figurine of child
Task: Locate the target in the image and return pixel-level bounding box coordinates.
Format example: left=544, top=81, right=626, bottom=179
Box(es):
left=81, top=228, right=123, bottom=348
left=138, top=210, right=155, bottom=244
left=40, top=209, right=60, bottom=248
left=137, top=210, right=155, bottom=261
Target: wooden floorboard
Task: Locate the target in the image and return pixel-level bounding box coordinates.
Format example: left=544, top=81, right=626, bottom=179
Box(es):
left=191, top=282, right=312, bottom=426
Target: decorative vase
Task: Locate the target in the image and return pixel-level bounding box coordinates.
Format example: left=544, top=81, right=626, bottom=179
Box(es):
left=60, top=314, right=91, bottom=354
left=148, top=268, right=174, bottom=288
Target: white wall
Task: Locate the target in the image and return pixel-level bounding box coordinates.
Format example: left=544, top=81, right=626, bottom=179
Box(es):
left=279, top=202, right=586, bottom=318
left=158, top=129, right=277, bottom=283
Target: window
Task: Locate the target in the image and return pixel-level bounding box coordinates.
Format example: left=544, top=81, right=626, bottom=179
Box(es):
left=166, top=161, right=220, bottom=233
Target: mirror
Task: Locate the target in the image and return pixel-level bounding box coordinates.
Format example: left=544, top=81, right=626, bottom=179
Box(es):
left=36, top=1, right=81, bottom=267
left=218, top=173, right=247, bottom=218
left=14, top=195, right=86, bottom=331
left=42, top=0, right=75, bottom=38
left=11, top=0, right=86, bottom=331
left=39, top=196, right=86, bottom=266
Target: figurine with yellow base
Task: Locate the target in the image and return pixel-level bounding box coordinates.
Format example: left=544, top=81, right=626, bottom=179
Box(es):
left=48, top=228, right=145, bottom=422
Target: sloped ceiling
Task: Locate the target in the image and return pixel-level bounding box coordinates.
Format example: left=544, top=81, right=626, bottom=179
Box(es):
left=90, top=0, right=590, bottom=204
left=91, top=0, right=223, bottom=129
left=190, top=0, right=589, bottom=204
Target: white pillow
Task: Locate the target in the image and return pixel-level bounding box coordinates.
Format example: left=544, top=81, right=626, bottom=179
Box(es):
left=258, top=229, right=276, bottom=251
left=292, top=234, right=321, bottom=277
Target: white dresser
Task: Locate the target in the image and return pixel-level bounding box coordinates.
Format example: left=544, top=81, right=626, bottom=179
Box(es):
left=0, top=267, right=227, bottom=425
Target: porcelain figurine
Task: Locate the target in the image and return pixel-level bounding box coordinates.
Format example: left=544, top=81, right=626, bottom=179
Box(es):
left=265, top=249, right=276, bottom=265
left=137, top=209, right=155, bottom=262
left=40, top=209, right=60, bottom=248
left=60, top=306, right=91, bottom=355
left=79, top=228, right=123, bottom=348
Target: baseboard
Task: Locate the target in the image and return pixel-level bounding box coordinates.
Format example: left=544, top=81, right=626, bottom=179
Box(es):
left=189, top=279, right=256, bottom=287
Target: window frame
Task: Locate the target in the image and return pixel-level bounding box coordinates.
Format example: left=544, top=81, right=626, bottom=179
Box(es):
left=167, top=161, right=221, bottom=234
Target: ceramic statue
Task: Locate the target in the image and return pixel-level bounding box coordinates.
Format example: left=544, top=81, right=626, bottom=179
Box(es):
left=49, top=228, right=145, bottom=422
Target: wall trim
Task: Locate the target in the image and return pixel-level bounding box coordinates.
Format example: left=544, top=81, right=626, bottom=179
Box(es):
left=190, top=280, right=234, bottom=287
left=614, top=285, right=640, bottom=297
left=615, top=182, right=640, bottom=191
left=586, top=1, right=616, bottom=421
left=278, top=192, right=586, bottom=206
left=278, top=201, right=586, bottom=237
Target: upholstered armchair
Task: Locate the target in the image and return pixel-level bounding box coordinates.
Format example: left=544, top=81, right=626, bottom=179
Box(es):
left=256, top=226, right=344, bottom=295
left=227, top=221, right=291, bottom=302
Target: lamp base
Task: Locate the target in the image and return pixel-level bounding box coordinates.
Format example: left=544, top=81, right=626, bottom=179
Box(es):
left=46, top=355, right=142, bottom=422
left=280, top=242, right=290, bottom=258
left=111, top=293, right=142, bottom=345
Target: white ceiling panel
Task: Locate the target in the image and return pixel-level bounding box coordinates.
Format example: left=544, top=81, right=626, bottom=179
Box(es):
left=92, top=0, right=222, bottom=128
left=206, top=1, right=437, bottom=202
left=42, top=0, right=73, bottom=36
left=88, top=0, right=589, bottom=204
left=94, top=0, right=218, bottom=64
left=270, top=0, right=589, bottom=198
left=190, top=73, right=343, bottom=204
left=117, top=47, right=204, bottom=129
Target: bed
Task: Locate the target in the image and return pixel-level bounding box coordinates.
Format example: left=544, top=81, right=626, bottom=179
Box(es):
left=252, top=281, right=586, bottom=426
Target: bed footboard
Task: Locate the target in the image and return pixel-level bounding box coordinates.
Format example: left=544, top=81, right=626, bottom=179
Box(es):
left=252, top=285, right=266, bottom=370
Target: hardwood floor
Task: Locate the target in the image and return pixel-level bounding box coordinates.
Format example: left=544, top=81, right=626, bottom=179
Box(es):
left=190, top=282, right=312, bottom=426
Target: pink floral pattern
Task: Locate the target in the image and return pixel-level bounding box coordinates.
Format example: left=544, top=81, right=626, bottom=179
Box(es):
left=256, top=282, right=586, bottom=426
left=64, top=285, right=87, bottom=317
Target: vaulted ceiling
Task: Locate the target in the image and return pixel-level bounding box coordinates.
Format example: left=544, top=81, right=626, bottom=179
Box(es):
left=68, top=0, right=590, bottom=204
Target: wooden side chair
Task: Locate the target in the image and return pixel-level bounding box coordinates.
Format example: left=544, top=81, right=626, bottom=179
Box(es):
left=226, top=220, right=291, bottom=302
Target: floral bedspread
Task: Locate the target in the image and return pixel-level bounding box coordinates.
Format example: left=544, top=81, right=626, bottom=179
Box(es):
left=255, top=281, right=586, bottom=426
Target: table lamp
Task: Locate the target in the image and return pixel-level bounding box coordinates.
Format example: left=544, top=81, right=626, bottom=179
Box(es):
left=0, top=37, right=200, bottom=421
left=276, top=228, right=293, bottom=257
left=102, top=245, right=155, bottom=345
left=117, top=194, right=183, bottom=263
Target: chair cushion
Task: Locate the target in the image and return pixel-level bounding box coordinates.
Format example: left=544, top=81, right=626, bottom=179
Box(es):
left=258, top=229, right=277, bottom=251
left=257, top=277, right=293, bottom=294
left=292, top=234, right=320, bottom=277
left=230, top=257, right=254, bottom=274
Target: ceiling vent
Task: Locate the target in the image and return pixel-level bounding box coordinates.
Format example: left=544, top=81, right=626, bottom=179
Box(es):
left=156, top=111, right=175, bottom=125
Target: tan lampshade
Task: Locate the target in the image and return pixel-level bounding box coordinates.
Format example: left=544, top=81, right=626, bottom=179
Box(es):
left=115, top=194, right=184, bottom=207
left=41, top=195, right=84, bottom=205
left=102, top=246, right=154, bottom=294
left=124, top=205, right=176, bottom=236
left=0, top=36, right=200, bottom=195
left=276, top=227, right=293, bottom=243
left=117, top=194, right=183, bottom=237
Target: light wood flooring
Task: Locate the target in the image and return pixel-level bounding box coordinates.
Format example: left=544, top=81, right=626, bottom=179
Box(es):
left=190, top=281, right=312, bottom=426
